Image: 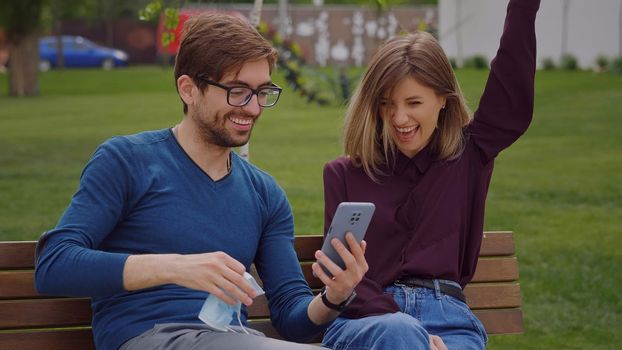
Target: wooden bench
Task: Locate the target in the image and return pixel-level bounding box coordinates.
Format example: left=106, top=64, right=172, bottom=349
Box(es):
left=0, top=231, right=522, bottom=349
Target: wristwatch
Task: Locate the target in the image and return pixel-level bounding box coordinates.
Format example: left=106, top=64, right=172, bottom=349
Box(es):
left=320, top=287, right=357, bottom=312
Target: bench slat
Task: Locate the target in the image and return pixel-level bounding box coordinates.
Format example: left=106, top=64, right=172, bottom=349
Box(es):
left=0, top=241, right=37, bottom=269
left=471, top=257, right=519, bottom=282
left=246, top=282, right=520, bottom=318
left=293, top=236, right=324, bottom=261
left=0, top=307, right=522, bottom=350
left=0, top=259, right=519, bottom=299
left=0, top=232, right=516, bottom=271
left=0, top=299, right=92, bottom=329
left=0, top=283, right=520, bottom=329
left=464, top=283, right=521, bottom=309
left=473, top=308, right=524, bottom=334
left=293, top=231, right=515, bottom=260
left=0, top=271, right=36, bottom=299
left=479, top=231, right=515, bottom=256
left=296, top=257, right=518, bottom=290
left=0, top=328, right=95, bottom=350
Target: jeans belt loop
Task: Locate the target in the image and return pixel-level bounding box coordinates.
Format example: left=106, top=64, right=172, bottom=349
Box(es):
left=432, top=279, right=442, bottom=300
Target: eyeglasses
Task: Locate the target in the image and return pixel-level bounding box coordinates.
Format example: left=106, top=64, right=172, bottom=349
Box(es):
left=196, top=75, right=282, bottom=108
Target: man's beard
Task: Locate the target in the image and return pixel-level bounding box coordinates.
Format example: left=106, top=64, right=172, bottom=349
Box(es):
left=192, top=108, right=257, bottom=148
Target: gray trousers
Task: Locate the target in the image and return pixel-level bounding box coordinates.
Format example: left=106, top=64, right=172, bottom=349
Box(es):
left=119, top=323, right=328, bottom=350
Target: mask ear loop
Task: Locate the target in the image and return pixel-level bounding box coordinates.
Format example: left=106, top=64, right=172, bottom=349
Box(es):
left=225, top=303, right=249, bottom=334
left=235, top=310, right=249, bottom=334
left=230, top=273, right=263, bottom=335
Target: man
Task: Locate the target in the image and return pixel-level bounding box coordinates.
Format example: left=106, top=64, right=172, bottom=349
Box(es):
left=35, top=13, right=367, bottom=350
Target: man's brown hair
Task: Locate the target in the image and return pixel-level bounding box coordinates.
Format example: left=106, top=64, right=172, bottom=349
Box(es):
left=174, top=12, right=278, bottom=114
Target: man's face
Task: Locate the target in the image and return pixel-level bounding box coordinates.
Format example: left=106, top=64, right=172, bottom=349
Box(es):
left=190, top=59, right=272, bottom=148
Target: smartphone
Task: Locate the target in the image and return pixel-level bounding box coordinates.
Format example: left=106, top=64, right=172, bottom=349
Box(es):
left=320, top=202, right=375, bottom=275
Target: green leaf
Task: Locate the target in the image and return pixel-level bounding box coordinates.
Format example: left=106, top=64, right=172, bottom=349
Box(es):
left=139, top=1, right=162, bottom=22
left=164, top=8, right=179, bottom=30
left=375, top=0, right=389, bottom=10
left=162, top=32, right=175, bottom=48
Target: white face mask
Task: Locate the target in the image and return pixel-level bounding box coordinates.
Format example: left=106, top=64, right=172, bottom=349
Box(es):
left=198, top=272, right=265, bottom=333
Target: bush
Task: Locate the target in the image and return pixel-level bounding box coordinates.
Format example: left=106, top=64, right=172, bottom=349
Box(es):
left=449, top=57, right=458, bottom=70
left=594, top=55, right=609, bottom=72
left=463, top=55, right=488, bottom=69
left=560, top=54, right=579, bottom=71
left=610, top=56, right=622, bottom=74
left=541, top=57, right=556, bottom=70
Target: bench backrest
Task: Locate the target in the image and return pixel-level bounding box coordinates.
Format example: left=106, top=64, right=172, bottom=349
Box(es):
left=0, top=231, right=522, bottom=349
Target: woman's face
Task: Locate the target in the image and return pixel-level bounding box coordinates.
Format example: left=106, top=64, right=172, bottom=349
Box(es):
left=379, top=76, right=446, bottom=158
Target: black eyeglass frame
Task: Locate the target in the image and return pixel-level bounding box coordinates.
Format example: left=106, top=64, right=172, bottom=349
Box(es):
left=196, top=74, right=283, bottom=108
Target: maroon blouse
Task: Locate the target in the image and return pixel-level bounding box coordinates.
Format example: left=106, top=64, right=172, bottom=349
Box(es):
left=323, top=0, right=540, bottom=319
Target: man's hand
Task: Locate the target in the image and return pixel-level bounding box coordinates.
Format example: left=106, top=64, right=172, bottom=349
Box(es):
left=123, top=252, right=256, bottom=306
left=311, top=232, right=368, bottom=307
left=169, top=252, right=257, bottom=305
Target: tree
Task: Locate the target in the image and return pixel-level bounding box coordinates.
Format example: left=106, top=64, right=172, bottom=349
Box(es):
left=0, top=0, right=150, bottom=96
left=0, top=0, right=44, bottom=97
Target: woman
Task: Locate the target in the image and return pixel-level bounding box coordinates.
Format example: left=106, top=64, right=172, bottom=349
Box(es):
left=321, top=0, right=540, bottom=349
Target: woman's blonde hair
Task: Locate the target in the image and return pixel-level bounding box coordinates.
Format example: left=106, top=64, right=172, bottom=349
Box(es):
left=344, top=31, right=472, bottom=180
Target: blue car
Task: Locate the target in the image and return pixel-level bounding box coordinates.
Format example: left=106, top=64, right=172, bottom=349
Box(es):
left=39, top=35, right=128, bottom=71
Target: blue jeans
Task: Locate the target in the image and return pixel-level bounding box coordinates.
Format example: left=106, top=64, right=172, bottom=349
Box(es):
left=322, top=280, right=487, bottom=350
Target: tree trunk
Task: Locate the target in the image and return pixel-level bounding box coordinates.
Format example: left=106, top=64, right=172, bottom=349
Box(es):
left=561, top=0, right=570, bottom=58
left=105, top=19, right=115, bottom=48
left=9, top=32, right=40, bottom=97
left=51, top=0, right=64, bottom=69
left=55, top=22, right=65, bottom=69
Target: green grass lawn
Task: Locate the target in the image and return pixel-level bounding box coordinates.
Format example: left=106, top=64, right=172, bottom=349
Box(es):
left=1, top=67, right=621, bottom=348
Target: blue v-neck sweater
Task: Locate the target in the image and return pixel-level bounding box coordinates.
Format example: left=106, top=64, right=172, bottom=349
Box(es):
left=35, top=129, right=325, bottom=350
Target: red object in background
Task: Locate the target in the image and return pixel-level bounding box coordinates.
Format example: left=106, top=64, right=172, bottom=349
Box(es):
left=156, top=8, right=246, bottom=56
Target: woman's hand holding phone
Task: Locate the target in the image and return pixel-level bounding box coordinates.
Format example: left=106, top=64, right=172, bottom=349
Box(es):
left=312, top=232, right=368, bottom=306
left=311, top=202, right=374, bottom=308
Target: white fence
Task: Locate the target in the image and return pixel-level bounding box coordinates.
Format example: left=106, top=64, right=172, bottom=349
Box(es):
left=439, top=0, right=622, bottom=69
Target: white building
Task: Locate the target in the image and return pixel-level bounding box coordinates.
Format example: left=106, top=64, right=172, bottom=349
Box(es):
left=439, top=0, right=622, bottom=69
